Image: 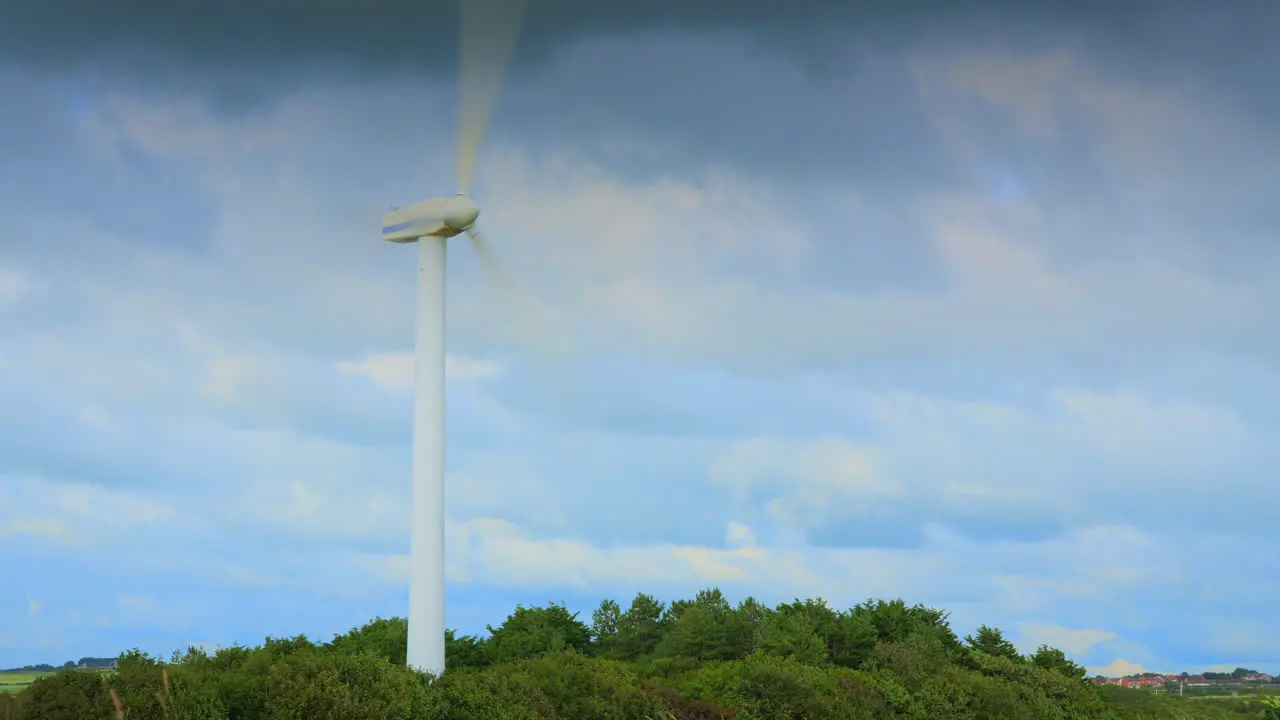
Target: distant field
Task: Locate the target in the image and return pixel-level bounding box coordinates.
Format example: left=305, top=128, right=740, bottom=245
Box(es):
left=0, top=670, right=50, bottom=693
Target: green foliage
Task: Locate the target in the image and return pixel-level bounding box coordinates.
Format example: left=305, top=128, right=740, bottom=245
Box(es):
left=591, top=598, right=624, bottom=657
left=485, top=603, right=593, bottom=663
left=965, top=624, right=1022, bottom=662
left=327, top=616, right=407, bottom=665
left=653, top=589, right=759, bottom=663
left=850, top=598, right=963, bottom=661
left=4, top=589, right=1262, bottom=720
left=15, top=668, right=112, bottom=720
left=675, top=653, right=880, bottom=720
left=753, top=607, right=828, bottom=666
left=615, top=593, right=667, bottom=662
left=256, top=648, right=429, bottom=720
left=490, top=651, right=667, bottom=720
left=444, top=630, right=491, bottom=669
left=1028, top=644, right=1088, bottom=681
left=0, top=690, right=27, bottom=720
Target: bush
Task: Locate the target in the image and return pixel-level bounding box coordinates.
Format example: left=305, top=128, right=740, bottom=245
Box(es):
left=486, top=651, right=667, bottom=720
left=675, top=653, right=879, bottom=720
left=15, top=669, right=112, bottom=720
left=3, top=589, right=1257, bottom=720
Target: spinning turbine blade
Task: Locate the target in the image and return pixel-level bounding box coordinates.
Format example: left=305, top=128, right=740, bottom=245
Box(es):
left=464, top=226, right=568, bottom=368
left=457, top=0, right=527, bottom=193
left=464, top=226, right=509, bottom=288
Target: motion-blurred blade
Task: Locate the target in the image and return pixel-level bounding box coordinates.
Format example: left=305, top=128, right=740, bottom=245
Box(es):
left=463, top=226, right=569, bottom=367
left=457, top=0, right=527, bottom=193
left=464, top=226, right=510, bottom=288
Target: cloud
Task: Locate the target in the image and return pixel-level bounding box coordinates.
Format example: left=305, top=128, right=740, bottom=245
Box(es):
left=710, top=437, right=900, bottom=531
left=0, top=0, right=1116, bottom=82
left=2, top=18, right=1279, bottom=674
left=1014, top=623, right=1116, bottom=656
left=1087, top=658, right=1154, bottom=677
left=0, top=518, right=70, bottom=540
left=333, top=517, right=1204, bottom=648
left=0, top=476, right=173, bottom=546
left=20, top=44, right=1280, bottom=380
left=336, top=353, right=414, bottom=391
left=336, top=352, right=503, bottom=391
left=76, top=406, right=114, bottom=430
left=0, top=269, right=30, bottom=310
left=1202, top=621, right=1280, bottom=659
left=725, top=522, right=756, bottom=549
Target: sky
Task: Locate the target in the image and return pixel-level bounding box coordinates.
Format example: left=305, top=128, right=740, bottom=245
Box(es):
left=1, top=0, right=1278, bottom=678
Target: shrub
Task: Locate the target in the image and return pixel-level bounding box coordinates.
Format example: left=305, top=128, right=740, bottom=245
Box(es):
left=3, top=590, right=1250, bottom=720
left=15, top=669, right=112, bottom=720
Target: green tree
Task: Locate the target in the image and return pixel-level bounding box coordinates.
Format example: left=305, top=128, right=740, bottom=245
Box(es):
left=1027, top=645, right=1086, bottom=681
left=7, top=591, right=1235, bottom=720
left=259, top=647, right=430, bottom=720
left=486, top=603, right=593, bottom=662
left=486, top=651, right=667, bottom=720
left=591, top=598, right=624, bottom=657
left=655, top=588, right=756, bottom=662
left=16, top=669, right=113, bottom=720
left=852, top=599, right=952, bottom=645
left=445, top=629, right=492, bottom=669
left=964, top=625, right=1022, bottom=662
left=327, top=616, right=407, bottom=665
left=754, top=608, right=829, bottom=666
left=731, top=596, right=769, bottom=658
left=613, top=592, right=667, bottom=662
left=108, top=649, right=170, bottom=720
left=656, top=605, right=733, bottom=661
left=824, top=612, right=878, bottom=670
left=770, top=599, right=877, bottom=670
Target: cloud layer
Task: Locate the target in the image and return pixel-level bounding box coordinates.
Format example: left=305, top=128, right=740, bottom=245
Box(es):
left=3, top=1, right=1279, bottom=675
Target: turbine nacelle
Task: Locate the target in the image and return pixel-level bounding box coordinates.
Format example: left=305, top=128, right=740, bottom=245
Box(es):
left=381, top=194, right=482, bottom=243
left=443, top=193, right=481, bottom=231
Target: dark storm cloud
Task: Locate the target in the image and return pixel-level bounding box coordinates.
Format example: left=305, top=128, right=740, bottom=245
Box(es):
left=4, top=0, right=1265, bottom=85
left=5, top=0, right=1277, bottom=188
left=0, top=0, right=1082, bottom=73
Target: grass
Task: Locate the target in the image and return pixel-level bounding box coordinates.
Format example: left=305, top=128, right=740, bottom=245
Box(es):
left=0, top=671, right=49, bottom=694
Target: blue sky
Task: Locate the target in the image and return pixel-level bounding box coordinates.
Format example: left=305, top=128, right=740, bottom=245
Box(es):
left=2, top=0, right=1279, bottom=678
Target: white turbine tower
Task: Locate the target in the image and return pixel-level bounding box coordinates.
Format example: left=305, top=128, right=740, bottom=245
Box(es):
left=380, top=0, right=527, bottom=676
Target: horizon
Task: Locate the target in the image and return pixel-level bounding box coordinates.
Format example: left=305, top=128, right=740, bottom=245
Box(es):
left=3, top=0, right=1279, bottom=676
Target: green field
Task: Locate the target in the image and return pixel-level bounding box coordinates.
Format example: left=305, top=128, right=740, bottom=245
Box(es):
left=0, top=671, right=48, bottom=694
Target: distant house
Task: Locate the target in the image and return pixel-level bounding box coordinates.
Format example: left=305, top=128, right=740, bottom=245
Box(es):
left=1092, top=671, right=1273, bottom=689
left=1119, top=676, right=1166, bottom=689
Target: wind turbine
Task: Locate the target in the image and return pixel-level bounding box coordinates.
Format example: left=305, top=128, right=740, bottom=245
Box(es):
left=380, top=0, right=527, bottom=676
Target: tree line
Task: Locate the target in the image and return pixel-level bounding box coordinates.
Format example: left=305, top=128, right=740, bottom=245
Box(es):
left=2, top=658, right=115, bottom=674
left=0, top=589, right=1272, bottom=719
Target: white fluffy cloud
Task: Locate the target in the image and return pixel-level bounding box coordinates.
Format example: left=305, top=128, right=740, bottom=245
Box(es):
left=1087, top=659, right=1155, bottom=677
left=0, top=476, right=173, bottom=547
left=325, top=517, right=1186, bottom=639
left=710, top=437, right=900, bottom=530
left=1014, top=623, right=1117, bottom=657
